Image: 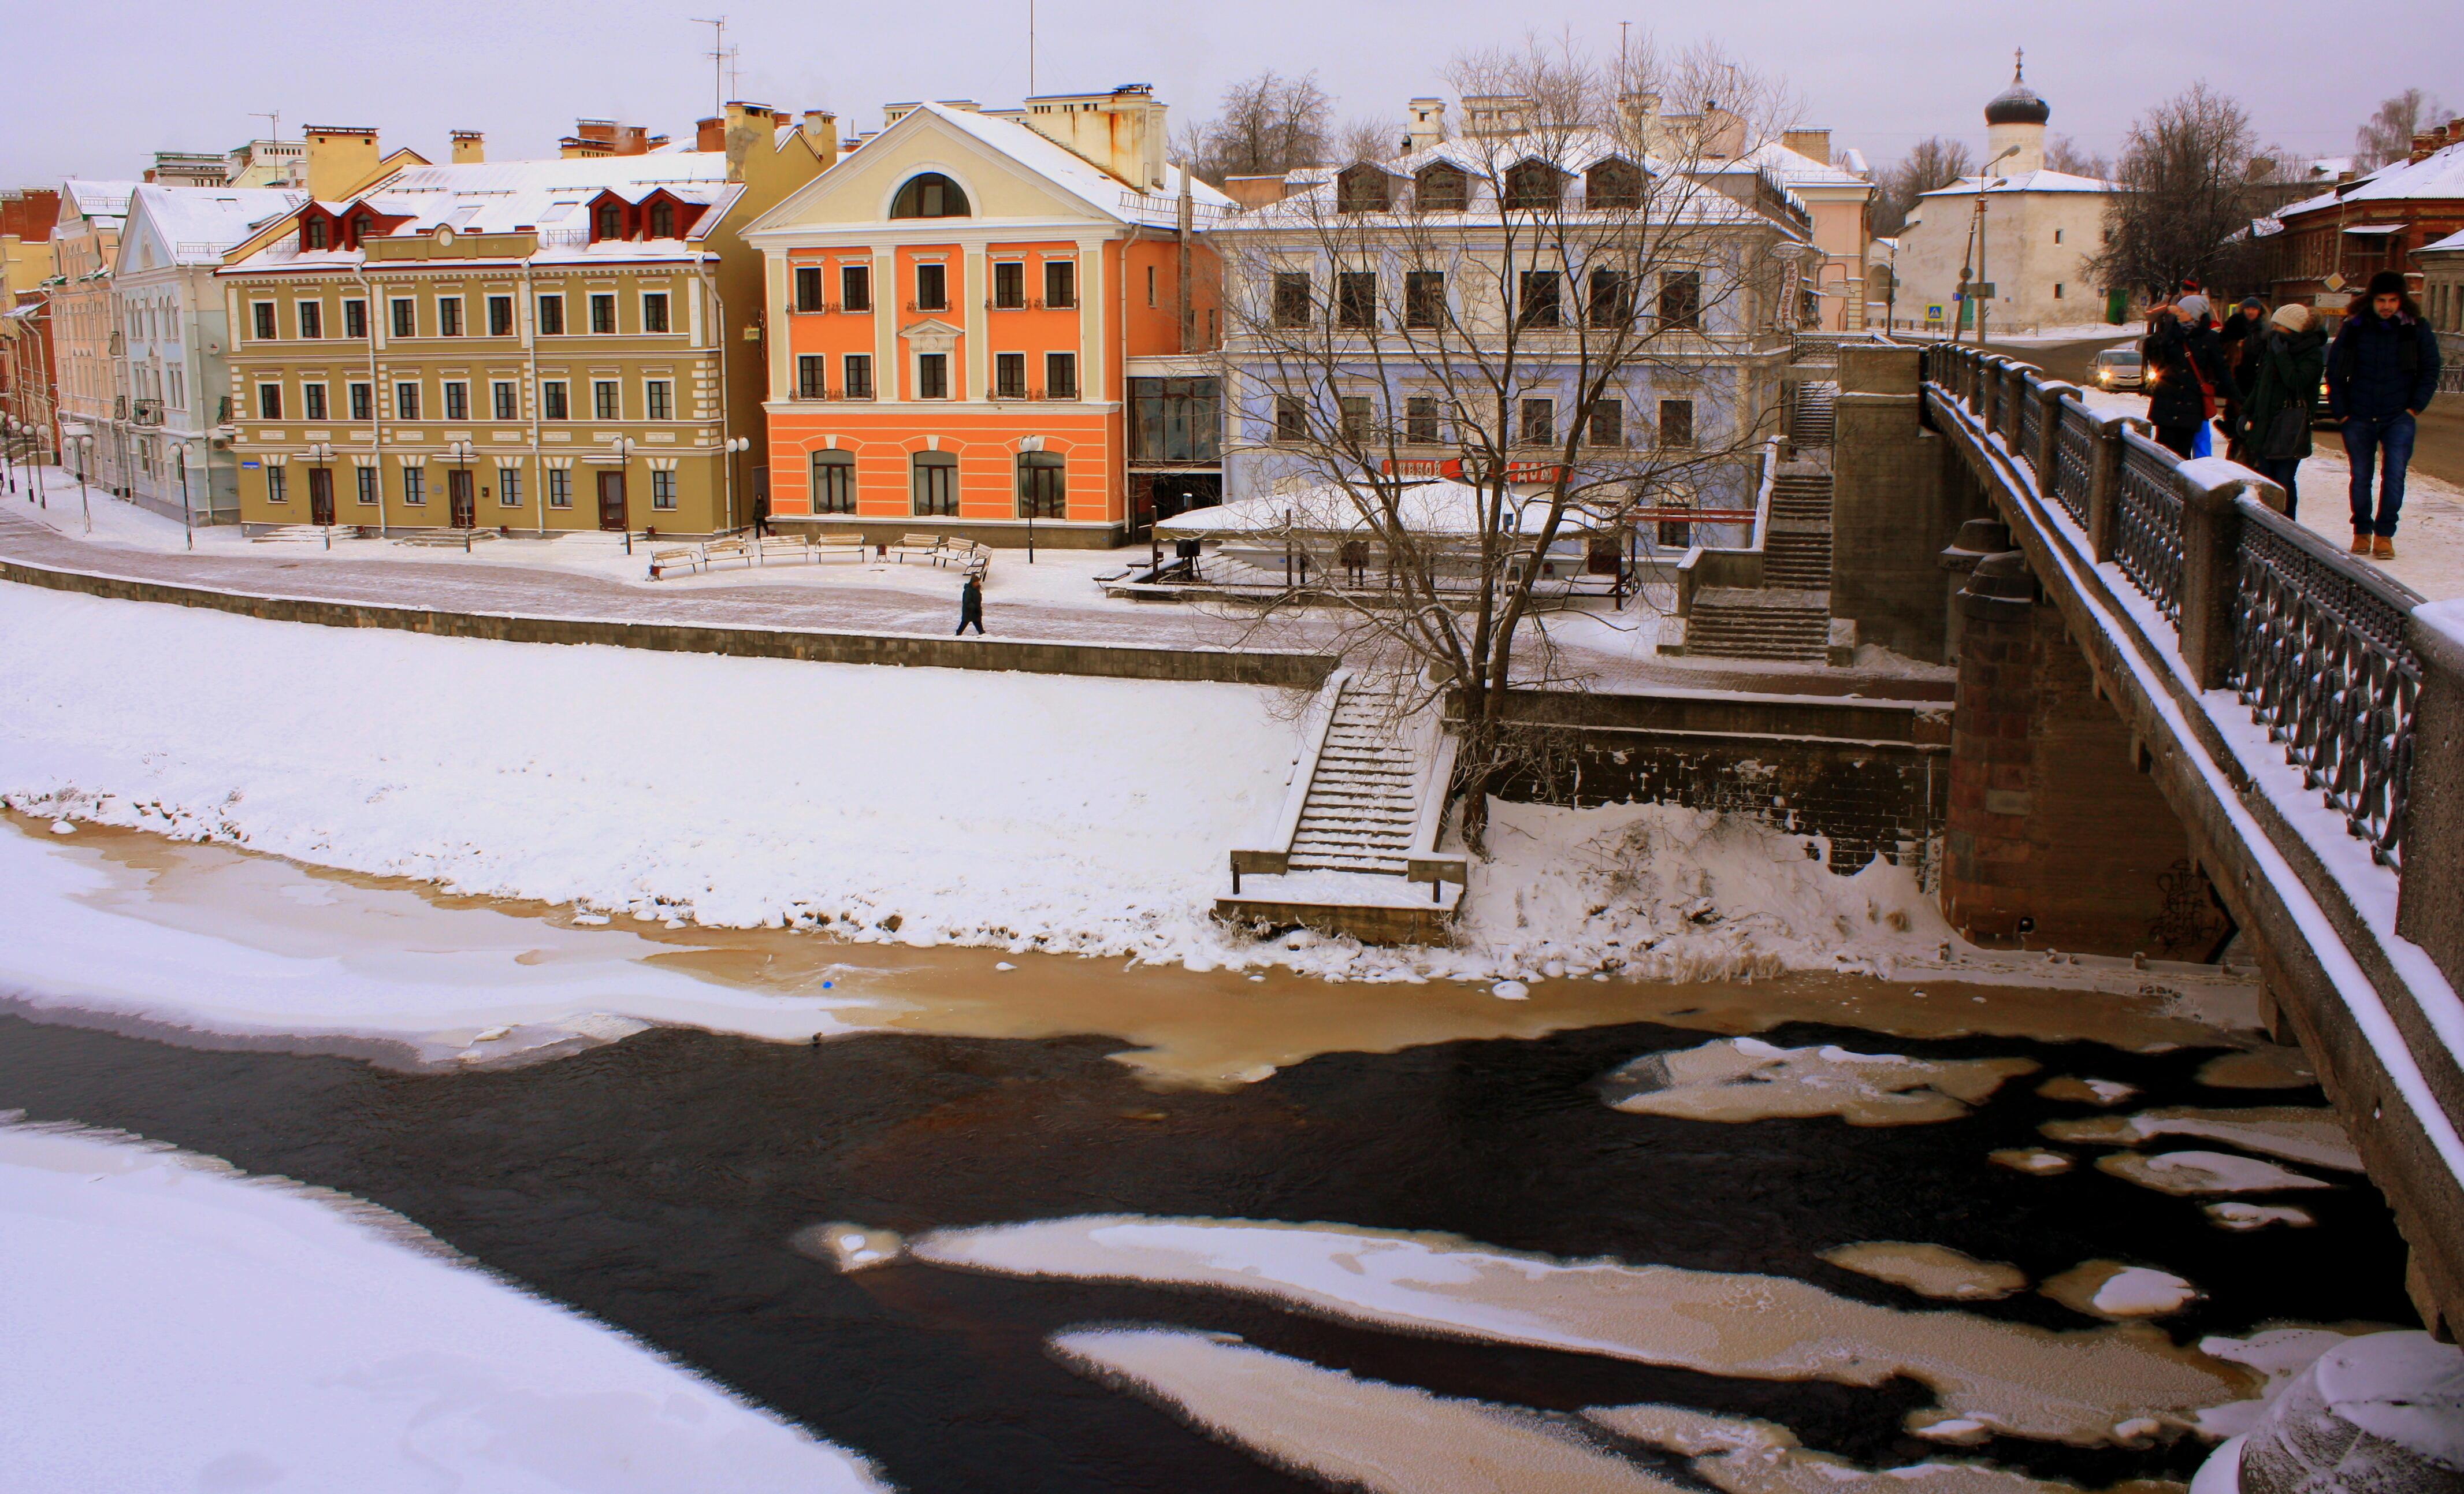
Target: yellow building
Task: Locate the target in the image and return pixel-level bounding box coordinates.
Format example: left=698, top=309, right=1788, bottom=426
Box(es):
left=217, top=108, right=831, bottom=535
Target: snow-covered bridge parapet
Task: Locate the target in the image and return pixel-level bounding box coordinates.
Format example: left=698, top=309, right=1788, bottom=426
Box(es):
left=1920, top=340, right=2464, bottom=1332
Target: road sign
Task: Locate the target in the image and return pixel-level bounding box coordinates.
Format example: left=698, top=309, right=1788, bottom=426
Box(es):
left=1926, top=305, right=1945, bottom=320
left=1971, top=283, right=1995, bottom=299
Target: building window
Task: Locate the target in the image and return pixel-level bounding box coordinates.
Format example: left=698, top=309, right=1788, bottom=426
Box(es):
left=916, top=352, right=949, bottom=399
left=548, top=468, right=571, bottom=507
left=649, top=201, right=675, bottom=239
left=501, top=469, right=523, bottom=507
left=355, top=466, right=378, bottom=506
left=1273, top=271, right=1312, bottom=327
left=395, top=381, right=421, bottom=419
left=842, top=264, right=871, bottom=312
left=438, top=297, right=463, bottom=336
left=2054, top=229, right=2064, bottom=244
left=911, top=451, right=958, bottom=515
left=1503, top=160, right=1564, bottom=211
left=1588, top=269, right=1634, bottom=328
left=1018, top=451, right=1065, bottom=518
left=1127, top=376, right=1221, bottom=463
left=1336, top=271, right=1376, bottom=329
left=304, top=216, right=329, bottom=250
left=266, top=466, right=287, bottom=503
left=1045, top=351, right=1077, bottom=400
left=1658, top=271, right=1702, bottom=329
left=304, top=384, right=327, bottom=421
left=537, top=294, right=564, bottom=335
left=2053, top=283, right=2065, bottom=299
left=1586, top=399, right=1623, bottom=447
left=1658, top=398, right=1695, bottom=449
left=1147, top=265, right=1158, bottom=306
left=594, top=202, right=623, bottom=241
left=1519, top=397, right=1554, bottom=446
left=794, top=266, right=824, bottom=311
left=1276, top=395, right=1307, bottom=442
left=492, top=381, right=518, bottom=419
left=811, top=450, right=855, bottom=512
left=1586, top=158, right=1644, bottom=210
left=1403, top=272, right=1445, bottom=328
left=1044, top=259, right=1076, bottom=309
left=298, top=301, right=323, bottom=339
left=443, top=381, right=468, bottom=420
left=348, top=382, right=371, bottom=421
left=1406, top=395, right=1441, bottom=444
left=1517, top=270, right=1562, bottom=328
left=252, top=302, right=276, bottom=340
left=643, top=292, right=670, bottom=333
left=257, top=384, right=282, bottom=419
left=646, top=380, right=672, bottom=419
left=995, top=351, right=1027, bottom=399
left=1415, top=162, right=1469, bottom=211
left=344, top=299, right=367, bottom=338
left=488, top=295, right=514, bottom=336
left=843, top=354, right=874, bottom=399
left=1340, top=396, right=1373, bottom=442
left=391, top=298, right=417, bottom=337
left=914, top=263, right=947, bottom=311
left=994, top=261, right=1025, bottom=309
left=541, top=381, right=568, bottom=419
left=589, top=294, right=616, bottom=333
left=1336, top=165, right=1392, bottom=213
left=652, top=470, right=676, bottom=510
left=402, top=467, right=426, bottom=505
left=797, top=355, right=827, bottom=399
left=593, top=381, right=620, bottom=419
left=891, top=173, right=971, bottom=218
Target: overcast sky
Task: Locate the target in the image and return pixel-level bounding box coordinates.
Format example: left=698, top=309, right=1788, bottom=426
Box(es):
left=6, top=0, right=2456, bottom=186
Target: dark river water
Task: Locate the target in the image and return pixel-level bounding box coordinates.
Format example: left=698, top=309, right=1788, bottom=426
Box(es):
left=0, top=1004, right=2416, bottom=1492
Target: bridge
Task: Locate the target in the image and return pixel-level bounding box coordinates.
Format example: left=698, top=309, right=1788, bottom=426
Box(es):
left=1836, top=339, right=2464, bottom=1333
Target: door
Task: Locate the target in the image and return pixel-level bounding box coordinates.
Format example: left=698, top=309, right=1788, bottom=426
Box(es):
left=448, top=468, right=476, bottom=529
left=597, top=471, right=627, bottom=531
left=307, top=467, right=335, bottom=527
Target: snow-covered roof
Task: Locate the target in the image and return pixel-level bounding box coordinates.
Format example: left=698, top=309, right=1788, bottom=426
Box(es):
left=2281, top=139, right=2464, bottom=218
left=1735, top=139, right=1870, bottom=189
left=2422, top=228, right=2464, bottom=255
left=60, top=180, right=139, bottom=224
left=890, top=102, right=1234, bottom=226
left=1917, top=167, right=2117, bottom=198
left=1156, top=481, right=1603, bottom=537
left=128, top=184, right=310, bottom=265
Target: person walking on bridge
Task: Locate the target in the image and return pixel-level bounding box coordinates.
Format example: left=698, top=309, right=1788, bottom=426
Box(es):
left=2236, top=303, right=2328, bottom=520
left=2328, top=270, right=2442, bottom=560
left=2143, top=294, right=2227, bottom=459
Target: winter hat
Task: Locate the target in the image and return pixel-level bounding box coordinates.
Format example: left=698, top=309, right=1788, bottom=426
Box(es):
left=2239, top=295, right=2265, bottom=311
left=2177, top=293, right=2210, bottom=319
left=2271, top=303, right=2311, bottom=332
left=2367, top=270, right=2407, bottom=298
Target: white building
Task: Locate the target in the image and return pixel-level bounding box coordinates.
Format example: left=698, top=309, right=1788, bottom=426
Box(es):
left=110, top=184, right=306, bottom=522
left=1890, top=60, right=2123, bottom=335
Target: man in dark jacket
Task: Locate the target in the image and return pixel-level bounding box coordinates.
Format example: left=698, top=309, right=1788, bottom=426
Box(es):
left=2235, top=303, right=2328, bottom=519
left=2218, top=296, right=2268, bottom=455
left=2143, top=295, right=2228, bottom=457
left=2327, top=270, right=2443, bottom=559
left=956, top=573, right=985, bottom=635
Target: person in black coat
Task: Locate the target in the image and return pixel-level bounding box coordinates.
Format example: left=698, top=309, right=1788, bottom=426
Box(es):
left=2217, top=296, right=2268, bottom=455
left=2326, top=270, right=2443, bottom=559
left=2235, top=303, right=2329, bottom=519
left=956, top=573, right=985, bottom=635
left=2142, top=295, right=2228, bottom=458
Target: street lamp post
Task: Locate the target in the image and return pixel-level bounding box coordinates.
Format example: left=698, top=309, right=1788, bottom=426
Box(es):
left=1, top=417, right=17, bottom=497
left=174, top=437, right=200, bottom=551
left=303, top=441, right=336, bottom=549
left=607, top=436, right=635, bottom=554
left=723, top=436, right=749, bottom=533
left=1967, top=145, right=2021, bottom=347
left=63, top=426, right=93, bottom=533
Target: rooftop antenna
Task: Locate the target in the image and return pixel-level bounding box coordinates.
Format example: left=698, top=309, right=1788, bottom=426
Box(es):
left=1028, top=0, right=1037, bottom=99
left=1619, top=21, right=1630, bottom=75
left=251, top=110, right=280, bottom=143
left=724, top=43, right=744, bottom=100
left=693, top=16, right=728, bottom=115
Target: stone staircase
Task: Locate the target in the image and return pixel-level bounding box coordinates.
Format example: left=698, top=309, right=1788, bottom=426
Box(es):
left=1287, top=676, right=1421, bottom=876
left=1763, top=467, right=1834, bottom=590
left=1680, top=588, right=1835, bottom=661
left=1791, top=379, right=1838, bottom=448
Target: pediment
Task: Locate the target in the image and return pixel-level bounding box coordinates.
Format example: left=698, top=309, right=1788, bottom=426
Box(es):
left=748, top=104, right=1126, bottom=235
left=898, top=317, right=964, bottom=347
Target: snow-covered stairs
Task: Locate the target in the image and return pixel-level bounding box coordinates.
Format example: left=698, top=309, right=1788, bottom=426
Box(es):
left=1680, top=589, right=1835, bottom=661
left=1287, top=676, right=1423, bottom=876
left=1761, top=468, right=1834, bottom=590
left=1791, top=380, right=1838, bottom=448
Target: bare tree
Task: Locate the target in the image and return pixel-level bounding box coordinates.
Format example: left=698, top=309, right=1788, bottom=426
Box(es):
left=1871, top=136, right=1974, bottom=237
left=2355, top=88, right=2451, bottom=170
left=1332, top=115, right=1408, bottom=166
left=1211, top=37, right=1801, bottom=850
left=2043, top=134, right=2110, bottom=180
left=2091, top=84, right=2268, bottom=298
left=1184, top=70, right=1336, bottom=184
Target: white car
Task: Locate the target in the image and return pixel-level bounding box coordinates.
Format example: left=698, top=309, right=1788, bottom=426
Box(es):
left=2090, top=347, right=2145, bottom=391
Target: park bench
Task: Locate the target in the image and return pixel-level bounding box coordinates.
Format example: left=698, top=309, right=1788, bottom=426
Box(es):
left=812, top=531, right=867, bottom=562
left=756, top=534, right=811, bottom=564
left=702, top=536, right=754, bottom=570
left=890, top=532, right=944, bottom=564
left=647, top=545, right=702, bottom=579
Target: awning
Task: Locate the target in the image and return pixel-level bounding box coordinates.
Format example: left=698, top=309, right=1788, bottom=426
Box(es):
left=2341, top=224, right=2405, bottom=236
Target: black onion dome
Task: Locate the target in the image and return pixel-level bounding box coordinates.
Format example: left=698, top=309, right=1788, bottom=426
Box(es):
left=1984, top=55, right=2049, bottom=127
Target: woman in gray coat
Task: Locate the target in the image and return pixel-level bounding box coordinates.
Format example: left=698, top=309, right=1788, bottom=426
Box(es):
left=2235, top=303, right=2329, bottom=520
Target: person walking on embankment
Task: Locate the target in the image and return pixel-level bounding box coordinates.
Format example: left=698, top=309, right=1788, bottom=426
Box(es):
left=956, top=573, right=985, bottom=635
left=2327, top=270, right=2443, bottom=560
left=2143, top=293, right=2228, bottom=459
left=2219, top=295, right=2269, bottom=457
left=2236, top=303, right=2328, bottom=521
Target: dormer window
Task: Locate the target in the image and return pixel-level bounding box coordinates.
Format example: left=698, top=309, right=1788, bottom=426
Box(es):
left=890, top=173, right=969, bottom=218
left=594, top=203, right=623, bottom=241
left=1503, top=159, right=1565, bottom=211
left=1414, top=163, right=1469, bottom=213
left=350, top=211, right=374, bottom=247
left=303, top=216, right=328, bottom=250
left=649, top=201, right=675, bottom=239
left=1586, top=157, right=1644, bottom=210
left=1336, top=165, right=1392, bottom=214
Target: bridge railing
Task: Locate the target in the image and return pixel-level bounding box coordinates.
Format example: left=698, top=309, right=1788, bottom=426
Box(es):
left=1920, top=340, right=2425, bottom=871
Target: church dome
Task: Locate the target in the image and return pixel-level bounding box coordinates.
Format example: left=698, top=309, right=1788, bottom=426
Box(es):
left=1984, top=55, right=2050, bottom=127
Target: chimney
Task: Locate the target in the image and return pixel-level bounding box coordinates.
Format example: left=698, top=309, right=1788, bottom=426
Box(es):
left=303, top=125, right=380, bottom=200
left=696, top=116, right=724, bottom=153
left=1020, top=85, right=1167, bottom=191
left=722, top=102, right=781, bottom=184
left=1782, top=128, right=1832, bottom=166
left=2412, top=131, right=2441, bottom=164
left=802, top=109, right=839, bottom=159
left=1406, top=98, right=1446, bottom=154
left=450, top=130, right=485, bottom=165
left=1220, top=175, right=1294, bottom=210
left=1621, top=93, right=1663, bottom=151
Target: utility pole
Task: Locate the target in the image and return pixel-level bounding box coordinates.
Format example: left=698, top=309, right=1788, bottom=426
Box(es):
left=693, top=17, right=728, bottom=115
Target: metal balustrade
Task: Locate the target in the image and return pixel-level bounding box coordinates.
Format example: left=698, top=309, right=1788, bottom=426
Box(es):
left=2051, top=396, right=2094, bottom=525
left=2114, top=428, right=2185, bottom=622
left=2016, top=378, right=2045, bottom=473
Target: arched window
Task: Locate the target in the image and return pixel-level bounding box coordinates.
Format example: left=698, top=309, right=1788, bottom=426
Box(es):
left=1336, top=165, right=1392, bottom=214
left=303, top=215, right=328, bottom=250
left=1414, top=163, right=1468, bottom=213
left=1017, top=451, right=1065, bottom=519
left=349, top=212, right=374, bottom=247
left=891, top=173, right=971, bottom=219
left=649, top=200, right=675, bottom=239
left=811, top=449, right=855, bottom=514
left=1503, top=159, right=1564, bottom=211
left=593, top=202, right=623, bottom=241
left=912, top=450, right=958, bottom=515
left=1586, top=158, right=1644, bottom=210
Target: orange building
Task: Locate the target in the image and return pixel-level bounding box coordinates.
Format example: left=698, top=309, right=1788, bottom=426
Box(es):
left=745, top=88, right=1229, bottom=547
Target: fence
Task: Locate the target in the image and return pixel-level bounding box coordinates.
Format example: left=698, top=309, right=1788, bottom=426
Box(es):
left=1920, top=341, right=2423, bottom=869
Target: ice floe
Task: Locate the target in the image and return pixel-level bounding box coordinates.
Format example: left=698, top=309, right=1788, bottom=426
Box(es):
left=1599, top=1037, right=2038, bottom=1125
left=1819, top=1242, right=2028, bottom=1300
